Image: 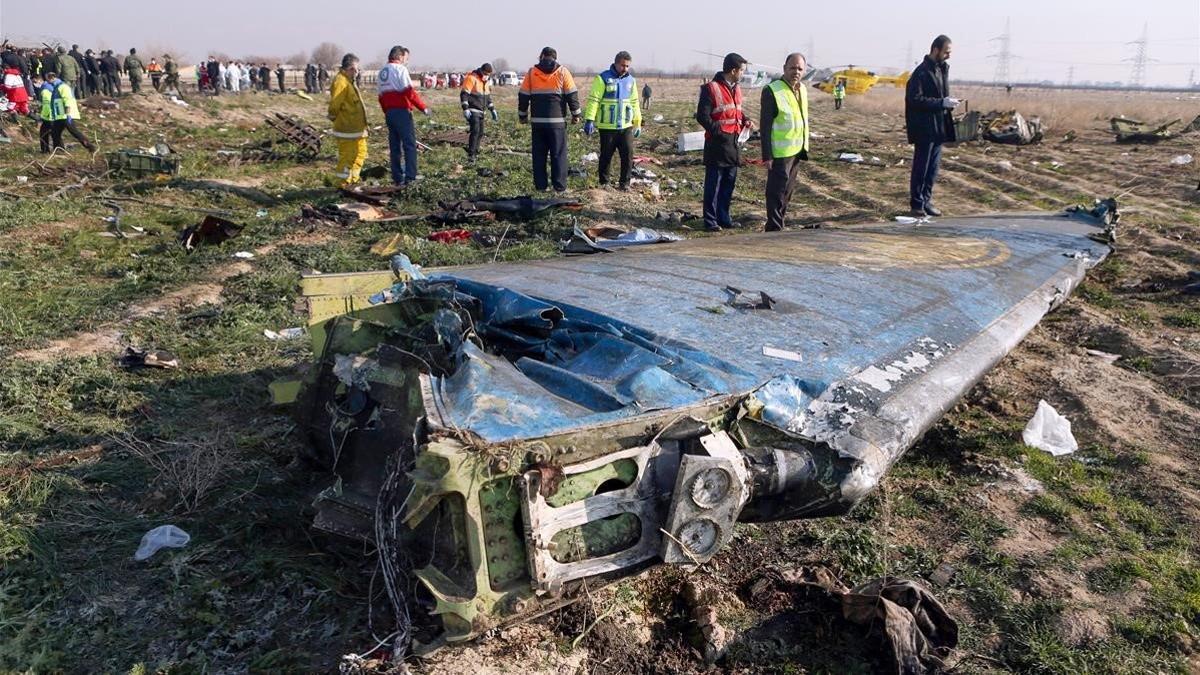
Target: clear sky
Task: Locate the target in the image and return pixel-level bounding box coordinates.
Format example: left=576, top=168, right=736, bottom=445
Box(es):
left=2, top=0, right=1198, bottom=86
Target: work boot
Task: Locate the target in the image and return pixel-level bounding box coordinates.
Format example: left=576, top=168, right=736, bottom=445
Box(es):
left=617, top=184, right=630, bottom=192
left=705, top=223, right=723, bottom=232
left=722, top=221, right=743, bottom=229
left=908, top=208, right=927, bottom=219
left=765, top=224, right=783, bottom=232
left=924, top=205, right=943, bottom=217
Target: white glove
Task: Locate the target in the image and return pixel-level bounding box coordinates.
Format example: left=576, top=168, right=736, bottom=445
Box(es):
left=942, top=97, right=961, bottom=110
left=422, top=108, right=433, bottom=117
left=463, top=109, right=472, bottom=122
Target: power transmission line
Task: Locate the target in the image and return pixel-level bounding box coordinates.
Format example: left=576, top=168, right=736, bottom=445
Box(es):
left=989, top=17, right=1014, bottom=85
left=1066, top=65, right=1074, bottom=86
left=1126, top=23, right=1151, bottom=87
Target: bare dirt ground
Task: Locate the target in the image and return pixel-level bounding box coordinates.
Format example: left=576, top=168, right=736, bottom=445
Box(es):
left=1, top=78, right=1198, bottom=673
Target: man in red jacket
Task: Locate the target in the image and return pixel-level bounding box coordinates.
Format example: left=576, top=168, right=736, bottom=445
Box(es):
left=377, top=45, right=432, bottom=186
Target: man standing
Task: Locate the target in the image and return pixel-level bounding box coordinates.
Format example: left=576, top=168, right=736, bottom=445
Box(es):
left=163, top=55, right=179, bottom=94
left=56, top=47, right=80, bottom=102
left=460, top=62, right=497, bottom=163
left=227, top=61, right=241, bottom=94
left=258, top=64, right=271, bottom=92
left=695, top=53, right=753, bottom=232
left=248, top=63, right=258, bottom=90
left=104, top=51, right=122, bottom=96
left=38, top=72, right=95, bottom=153
left=83, top=50, right=101, bottom=97
left=68, top=45, right=86, bottom=96
left=304, top=63, right=316, bottom=93
left=275, top=64, right=286, bottom=93
left=518, top=47, right=581, bottom=193
left=125, top=48, right=145, bottom=94
left=147, top=58, right=163, bottom=91
left=96, top=51, right=112, bottom=96
left=207, top=57, right=221, bottom=95
left=905, top=35, right=958, bottom=218
left=318, top=64, right=330, bottom=92
left=641, top=81, right=652, bottom=110
left=833, top=78, right=846, bottom=110
left=377, top=46, right=431, bottom=185
left=583, top=51, right=642, bottom=190
left=760, top=53, right=810, bottom=232
left=328, top=53, right=369, bottom=186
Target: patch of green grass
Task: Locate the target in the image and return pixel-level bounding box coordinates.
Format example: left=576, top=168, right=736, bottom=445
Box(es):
left=1077, top=281, right=1118, bottom=309
left=1163, top=310, right=1200, bottom=329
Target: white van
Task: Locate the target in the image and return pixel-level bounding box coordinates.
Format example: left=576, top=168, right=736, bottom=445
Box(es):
left=497, top=71, right=520, bottom=86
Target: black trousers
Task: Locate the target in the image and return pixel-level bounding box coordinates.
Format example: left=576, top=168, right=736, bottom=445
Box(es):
left=598, top=128, right=633, bottom=187
left=277, top=75, right=285, bottom=92
left=86, top=73, right=99, bottom=96
left=108, top=73, right=121, bottom=96
left=531, top=125, right=568, bottom=191
left=41, top=119, right=92, bottom=152
left=909, top=141, right=942, bottom=211
left=765, top=153, right=805, bottom=231
left=151, top=74, right=162, bottom=91
left=467, top=113, right=485, bottom=158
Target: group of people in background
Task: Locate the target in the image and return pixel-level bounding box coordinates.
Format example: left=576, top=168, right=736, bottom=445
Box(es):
left=1, top=44, right=177, bottom=101
left=197, top=57, right=329, bottom=96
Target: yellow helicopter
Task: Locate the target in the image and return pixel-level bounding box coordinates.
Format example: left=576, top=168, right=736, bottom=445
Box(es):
left=810, top=65, right=910, bottom=95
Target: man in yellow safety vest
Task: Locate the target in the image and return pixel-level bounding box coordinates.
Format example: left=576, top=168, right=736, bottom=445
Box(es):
left=759, top=53, right=810, bottom=232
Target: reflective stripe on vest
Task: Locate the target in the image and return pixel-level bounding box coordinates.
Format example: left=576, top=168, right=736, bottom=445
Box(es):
left=768, top=80, right=809, bottom=158
left=596, top=72, right=635, bottom=130
left=707, top=80, right=742, bottom=134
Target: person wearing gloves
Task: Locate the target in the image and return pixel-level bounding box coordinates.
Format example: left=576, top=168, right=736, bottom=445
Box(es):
left=38, top=72, right=95, bottom=153
left=460, top=62, right=497, bottom=163
left=582, top=50, right=642, bottom=191
left=377, top=45, right=432, bottom=186
left=518, top=47, right=581, bottom=193
left=327, top=54, right=369, bottom=187
left=905, top=35, right=958, bottom=218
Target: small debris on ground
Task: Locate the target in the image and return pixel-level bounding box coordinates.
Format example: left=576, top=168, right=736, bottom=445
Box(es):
left=118, top=347, right=180, bottom=370
left=1022, top=400, right=1078, bottom=456
left=134, top=525, right=190, bottom=561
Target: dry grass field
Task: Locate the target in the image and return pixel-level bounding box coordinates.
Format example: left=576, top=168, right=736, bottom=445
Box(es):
left=1, top=78, right=1198, bottom=673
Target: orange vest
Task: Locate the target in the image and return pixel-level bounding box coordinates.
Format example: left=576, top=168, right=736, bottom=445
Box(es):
left=705, top=79, right=744, bottom=137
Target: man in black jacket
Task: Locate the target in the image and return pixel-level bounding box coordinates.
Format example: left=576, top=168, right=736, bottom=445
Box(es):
left=904, top=35, right=959, bottom=218
left=83, top=50, right=100, bottom=97
left=695, top=53, right=753, bottom=232
left=103, top=51, right=122, bottom=96
left=207, top=58, right=221, bottom=95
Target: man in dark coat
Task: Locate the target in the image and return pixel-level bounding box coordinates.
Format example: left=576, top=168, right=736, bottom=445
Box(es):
left=275, top=64, right=285, bottom=92
left=206, top=57, right=221, bottom=95
left=904, top=34, right=959, bottom=218
left=258, top=64, right=271, bottom=91
left=695, top=53, right=753, bottom=232
left=83, top=49, right=100, bottom=97
left=103, top=51, right=122, bottom=96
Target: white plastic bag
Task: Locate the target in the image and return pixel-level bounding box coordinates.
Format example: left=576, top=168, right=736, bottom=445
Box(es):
left=1022, top=400, right=1078, bottom=456
left=134, top=525, right=191, bottom=561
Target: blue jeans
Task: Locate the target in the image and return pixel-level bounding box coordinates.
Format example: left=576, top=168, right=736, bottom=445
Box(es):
left=703, top=165, right=738, bottom=228
left=909, top=141, right=942, bottom=211
left=385, top=108, right=417, bottom=184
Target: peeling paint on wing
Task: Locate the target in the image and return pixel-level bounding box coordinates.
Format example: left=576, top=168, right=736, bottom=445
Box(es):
left=852, top=346, right=936, bottom=393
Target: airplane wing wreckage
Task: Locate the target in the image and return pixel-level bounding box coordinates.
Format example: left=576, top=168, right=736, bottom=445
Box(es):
left=278, top=204, right=1117, bottom=654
